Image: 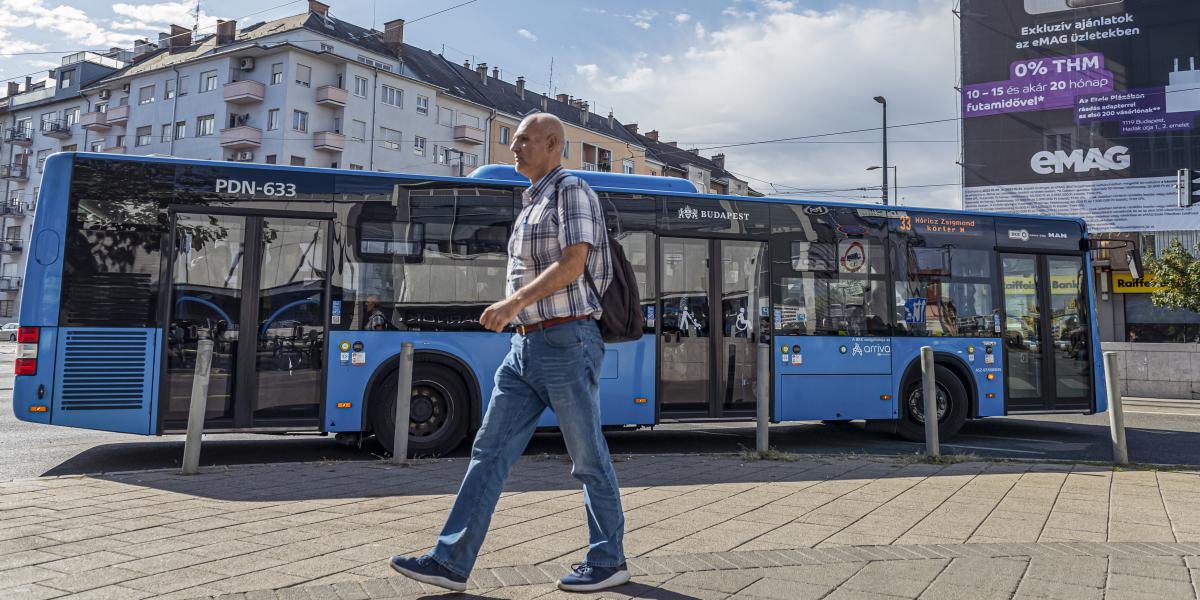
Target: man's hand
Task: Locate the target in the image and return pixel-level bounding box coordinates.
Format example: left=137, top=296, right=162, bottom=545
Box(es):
left=480, top=298, right=522, bottom=332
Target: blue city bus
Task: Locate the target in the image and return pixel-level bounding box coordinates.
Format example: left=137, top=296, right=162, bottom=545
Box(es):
left=12, top=153, right=1106, bottom=455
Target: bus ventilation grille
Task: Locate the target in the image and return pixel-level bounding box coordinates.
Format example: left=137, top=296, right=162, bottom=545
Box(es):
left=61, top=330, right=150, bottom=411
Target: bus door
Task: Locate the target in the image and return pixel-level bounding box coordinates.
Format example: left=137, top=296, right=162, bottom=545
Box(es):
left=162, top=211, right=331, bottom=431
left=999, top=253, right=1092, bottom=412
left=658, top=238, right=769, bottom=418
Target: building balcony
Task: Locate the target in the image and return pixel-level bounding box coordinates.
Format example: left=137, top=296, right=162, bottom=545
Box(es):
left=0, top=240, right=22, bottom=254
left=219, top=126, right=262, bottom=149
left=315, top=85, right=348, bottom=108
left=0, top=277, right=21, bottom=292
left=313, top=131, right=345, bottom=153
left=4, top=127, right=31, bottom=146
left=582, top=162, right=598, bottom=172
left=0, top=201, right=25, bottom=216
left=0, top=164, right=28, bottom=181
left=80, top=111, right=111, bottom=132
left=105, top=104, right=129, bottom=126
left=453, top=125, right=485, bottom=145
left=102, top=146, right=126, bottom=154
left=223, top=79, right=266, bottom=105
left=41, top=119, right=72, bottom=139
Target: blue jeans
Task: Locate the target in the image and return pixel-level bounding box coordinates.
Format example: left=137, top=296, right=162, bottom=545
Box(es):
left=429, top=319, right=625, bottom=578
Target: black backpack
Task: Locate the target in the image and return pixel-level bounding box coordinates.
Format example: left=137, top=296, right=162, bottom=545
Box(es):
left=583, top=233, right=644, bottom=344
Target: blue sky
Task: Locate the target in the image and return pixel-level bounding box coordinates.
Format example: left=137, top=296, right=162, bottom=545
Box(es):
left=0, top=0, right=960, bottom=206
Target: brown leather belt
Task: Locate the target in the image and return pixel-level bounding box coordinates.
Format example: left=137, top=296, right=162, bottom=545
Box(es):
left=514, top=315, right=589, bottom=336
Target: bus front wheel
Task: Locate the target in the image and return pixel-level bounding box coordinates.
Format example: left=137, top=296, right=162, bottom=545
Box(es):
left=370, top=363, right=470, bottom=458
left=897, top=365, right=967, bottom=442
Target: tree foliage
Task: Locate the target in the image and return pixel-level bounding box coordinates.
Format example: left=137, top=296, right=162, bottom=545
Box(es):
left=1146, top=239, right=1200, bottom=312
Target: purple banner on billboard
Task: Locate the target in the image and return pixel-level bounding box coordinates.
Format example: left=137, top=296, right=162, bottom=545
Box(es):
left=963, top=52, right=1113, bottom=118
left=1076, top=87, right=1200, bottom=133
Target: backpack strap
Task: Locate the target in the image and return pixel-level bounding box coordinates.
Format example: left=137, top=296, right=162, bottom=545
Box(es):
left=550, top=174, right=604, bottom=303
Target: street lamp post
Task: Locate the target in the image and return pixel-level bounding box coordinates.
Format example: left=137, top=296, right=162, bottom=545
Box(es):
left=866, top=165, right=899, bottom=205
left=873, top=96, right=888, bottom=206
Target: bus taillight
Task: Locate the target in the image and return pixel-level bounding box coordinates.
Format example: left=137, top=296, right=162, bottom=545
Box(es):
left=15, top=327, right=38, bottom=375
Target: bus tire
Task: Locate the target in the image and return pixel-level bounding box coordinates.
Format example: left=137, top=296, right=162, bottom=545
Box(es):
left=370, top=363, right=470, bottom=458
left=897, top=365, right=967, bottom=442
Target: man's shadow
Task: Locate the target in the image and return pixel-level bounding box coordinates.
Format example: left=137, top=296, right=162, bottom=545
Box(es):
left=417, top=581, right=701, bottom=599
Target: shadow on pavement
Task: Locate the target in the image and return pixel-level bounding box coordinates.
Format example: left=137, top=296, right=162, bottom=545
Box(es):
left=417, top=582, right=701, bottom=599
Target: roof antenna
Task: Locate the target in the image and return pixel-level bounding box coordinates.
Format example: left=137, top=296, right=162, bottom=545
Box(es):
left=548, top=56, right=554, bottom=96
left=191, top=0, right=201, bottom=36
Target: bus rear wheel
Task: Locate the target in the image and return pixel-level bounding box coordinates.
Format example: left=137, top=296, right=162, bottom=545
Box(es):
left=897, top=365, right=967, bottom=442
left=370, top=363, right=470, bottom=458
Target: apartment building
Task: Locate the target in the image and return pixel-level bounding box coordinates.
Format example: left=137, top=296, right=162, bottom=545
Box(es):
left=628, top=125, right=751, bottom=196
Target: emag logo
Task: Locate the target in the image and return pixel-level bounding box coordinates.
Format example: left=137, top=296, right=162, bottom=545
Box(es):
left=1030, top=146, right=1130, bottom=175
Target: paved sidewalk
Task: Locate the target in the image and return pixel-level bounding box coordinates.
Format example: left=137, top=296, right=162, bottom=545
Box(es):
left=2, top=453, right=1200, bottom=599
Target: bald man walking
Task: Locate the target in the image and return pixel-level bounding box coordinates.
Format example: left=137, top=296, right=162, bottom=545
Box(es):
left=390, top=113, right=629, bottom=593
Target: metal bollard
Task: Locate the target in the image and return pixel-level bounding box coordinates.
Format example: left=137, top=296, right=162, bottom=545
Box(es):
left=391, top=343, right=414, bottom=466
left=1104, top=351, right=1129, bottom=465
left=182, top=330, right=214, bottom=475
left=920, top=346, right=940, bottom=458
left=756, top=343, right=770, bottom=453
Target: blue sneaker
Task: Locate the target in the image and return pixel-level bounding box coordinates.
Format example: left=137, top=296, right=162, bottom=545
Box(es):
left=557, top=562, right=631, bottom=592
left=389, top=555, right=467, bottom=592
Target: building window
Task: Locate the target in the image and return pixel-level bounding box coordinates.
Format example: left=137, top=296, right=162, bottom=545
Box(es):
left=271, top=63, right=283, bottom=85
left=61, top=144, right=76, bottom=152
left=160, top=123, right=171, bottom=142
left=356, top=55, right=393, bottom=72
left=464, top=153, right=478, bottom=167
left=165, top=77, right=176, bottom=99
left=0, top=301, right=13, bottom=317
left=36, top=149, right=50, bottom=170
left=178, top=75, right=189, bottom=95
left=292, top=110, right=308, bottom=133
left=622, top=159, right=635, bottom=174
left=349, top=163, right=364, bottom=170
left=413, top=136, right=426, bottom=156
left=563, top=141, right=570, bottom=158
left=40, top=112, right=55, bottom=129
left=197, top=115, right=215, bottom=136
left=416, top=95, right=429, bottom=116
left=200, top=71, right=218, bottom=92
left=115, top=134, right=125, bottom=147
left=438, top=106, right=454, bottom=126
left=351, top=120, right=366, bottom=141
left=95, top=102, right=107, bottom=114
left=320, top=43, right=334, bottom=52
left=89, top=140, right=104, bottom=152
left=64, top=107, right=79, bottom=127
left=290, top=156, right=306, bottom=166
left=60, top=69, right=73, bottom=89
left=135, top=126, right=151, bottom=146
left=265, top=154, right=276, bottom=164
left=296, top=63, right=311, bottom=87
left=379, top=127, right=401, bottom=150
left=459, top=113, right=480, bottom=128
left=175, top=121, right=186, bottom=139
left=381, top=85, right=403, bottom=108
left=267, top=109, right=280, bottom=131
left=354, top=76, right=368, bottom=97
left=499, top=126, right=510, bottom=145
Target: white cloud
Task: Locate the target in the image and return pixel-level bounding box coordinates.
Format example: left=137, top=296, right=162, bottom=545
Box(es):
left=616, top=9, right=657, bottom=29
left=575, top=63, right=599, bottom=81
left=574, top=1, right=960, bottom=208
left=660, top=54, right=674, bottom=64
left=694, top=22, right=707, bottom=40
left=0, top=0, right=214, bottom=50
left=516, top=28, right=538, bottom=42
left=675, top=13, right=691, bottom=23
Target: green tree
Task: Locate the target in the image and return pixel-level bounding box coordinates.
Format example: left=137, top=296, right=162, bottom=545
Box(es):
left=1146, top=239, right=1200, bottom=312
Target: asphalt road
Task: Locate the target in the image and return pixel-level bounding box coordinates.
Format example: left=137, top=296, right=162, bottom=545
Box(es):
left=3, top=341, right=1199, bottom=480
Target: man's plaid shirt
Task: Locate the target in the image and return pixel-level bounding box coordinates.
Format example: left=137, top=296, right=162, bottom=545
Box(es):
left=506, top=166, right=612, bottom=325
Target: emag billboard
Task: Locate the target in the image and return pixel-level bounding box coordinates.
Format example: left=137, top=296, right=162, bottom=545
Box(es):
left=961, top=0, right=1200, bottom=233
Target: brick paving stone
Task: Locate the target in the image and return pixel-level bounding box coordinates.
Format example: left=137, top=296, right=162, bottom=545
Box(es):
left=736, top=577, right=831, bottom=600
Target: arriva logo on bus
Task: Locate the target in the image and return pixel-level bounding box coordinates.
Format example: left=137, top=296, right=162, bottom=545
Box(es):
left=1030, top=146, right=1130, bottom=175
